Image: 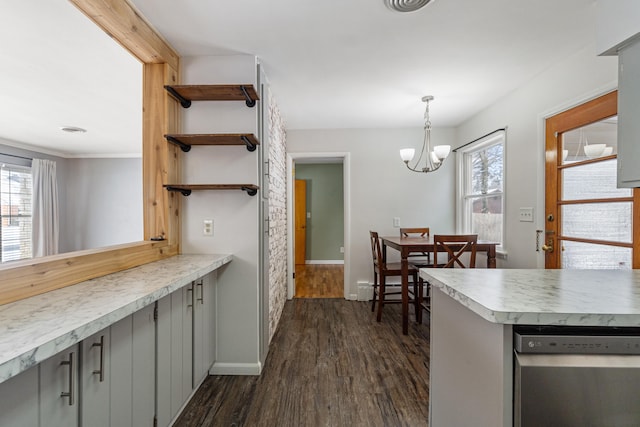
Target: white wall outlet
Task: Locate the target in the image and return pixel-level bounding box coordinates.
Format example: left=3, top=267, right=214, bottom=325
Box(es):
left=393, top=217, right=400, bottom=227
left=307, top=212, right=311, bottom=218
left=340, top=246, right=344, bottom=253
left=203, top=219, right=213, bottom=236
left=519, top=208, right=534, bottom=222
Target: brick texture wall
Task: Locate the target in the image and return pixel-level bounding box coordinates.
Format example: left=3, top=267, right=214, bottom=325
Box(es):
left=267, top=88, right=288, bottom=342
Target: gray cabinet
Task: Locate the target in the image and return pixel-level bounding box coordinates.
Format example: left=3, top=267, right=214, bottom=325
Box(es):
left=40, top=345, right=80, bottom=427
left=80, top=306, right=155, bottom=427
left=618, top=39, right=640, bottom=188
left=0, top=364, right=39, bottom=427
left=193, top=271, right=217, bottom=384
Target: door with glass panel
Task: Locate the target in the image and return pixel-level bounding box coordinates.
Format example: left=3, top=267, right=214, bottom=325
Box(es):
left=545, top=91, right=640, bottom=269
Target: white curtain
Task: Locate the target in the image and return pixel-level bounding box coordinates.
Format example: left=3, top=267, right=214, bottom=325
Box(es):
left=32, top=159, right=59, bottom=257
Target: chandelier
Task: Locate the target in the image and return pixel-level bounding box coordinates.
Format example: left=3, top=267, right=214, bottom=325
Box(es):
left=400, top=96, right=451, bottom=173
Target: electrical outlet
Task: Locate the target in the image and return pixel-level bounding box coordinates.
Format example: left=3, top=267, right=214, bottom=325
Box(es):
left=203, top=219, right=213, bottom=236
left=393, top=217, right=400, bottom=227
left=340, top=246, right=344, bottom=253
left=519, top=208, right=534, bottom=222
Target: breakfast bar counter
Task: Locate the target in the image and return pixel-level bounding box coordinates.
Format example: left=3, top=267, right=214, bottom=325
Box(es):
left=420, top=269, right=640, bottom=427
left=0, top=253, right=232, bottom=384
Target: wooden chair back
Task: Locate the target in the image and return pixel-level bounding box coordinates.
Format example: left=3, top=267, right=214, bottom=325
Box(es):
left=369, top=230, right=383, bottom=270
left=400, top=227, right=430, bottom=238
left=433, top=234, right=478, bottom=268
left=400, top=227, right=431, bottom=265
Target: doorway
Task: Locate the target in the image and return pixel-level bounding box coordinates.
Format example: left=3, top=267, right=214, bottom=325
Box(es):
left=544, top=91, right=640, bottom=269
left=287, top=153, right=350, bottom=300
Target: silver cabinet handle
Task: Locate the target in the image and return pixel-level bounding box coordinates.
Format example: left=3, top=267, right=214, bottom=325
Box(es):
left=91, top=335, right=105, bottom=382
left=187, top=284, right=193, bottom=308
left=60, top=352, right=75, bottom=406
left=197, top=280, right=204, bottom=304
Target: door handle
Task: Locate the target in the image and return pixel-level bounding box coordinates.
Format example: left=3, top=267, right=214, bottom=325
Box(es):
left=91, top=335, right=105, bottom=382
left=60, top=352, right=75, bottom=406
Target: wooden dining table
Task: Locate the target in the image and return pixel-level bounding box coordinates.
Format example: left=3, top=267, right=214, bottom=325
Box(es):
left=381, top=235, right=498, bottom=335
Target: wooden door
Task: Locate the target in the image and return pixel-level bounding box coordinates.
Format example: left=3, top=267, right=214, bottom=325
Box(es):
left=295, top=180, right=307, bottom=265
left=545, top=91, right=640, bottom=269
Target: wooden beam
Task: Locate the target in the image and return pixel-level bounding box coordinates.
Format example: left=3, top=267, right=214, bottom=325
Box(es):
left=68, top=0, right=179, bottom=70
left=0, top=0, right=181, bottom=305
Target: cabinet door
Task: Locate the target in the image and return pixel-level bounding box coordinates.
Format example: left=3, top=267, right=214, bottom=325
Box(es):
left=81, top=328, right=111, bottom=427
left=132, top=303, right=156, bottom=427
left=0, top=365, right=39, bottom=427
left=182, top=283, right=194, bottom=396
left=193, top=277, right=206, bottom=385
left=40, top=345, right=79, bottom=427
left=618, top=40, right=640, bottom=187
left=156, top=294, right=173, bottom=427
left=206, top=271, right=217, bottom=370
left=110, top=314, right=134, bottom=427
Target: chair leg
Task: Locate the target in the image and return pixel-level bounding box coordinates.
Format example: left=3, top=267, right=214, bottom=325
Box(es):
left=413, top=272, right=421, bottom=324
left=371, top=272, right=378, bottom=312
left=376, top=276, right=385, bottom=322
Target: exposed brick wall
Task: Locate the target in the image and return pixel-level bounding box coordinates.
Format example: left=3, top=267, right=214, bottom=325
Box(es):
left=267, top=88, right=288, bottom=342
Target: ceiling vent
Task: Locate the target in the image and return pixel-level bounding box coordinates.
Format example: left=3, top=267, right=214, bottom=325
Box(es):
left=384, top=0, right=433, bottom=12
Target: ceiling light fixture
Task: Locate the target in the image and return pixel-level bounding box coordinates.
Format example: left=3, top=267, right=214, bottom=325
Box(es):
left=400, top=96, right=451, bottom=173
left=384, top=0, right=434, bottom=12
left=60, top=126, right=87, bottom=134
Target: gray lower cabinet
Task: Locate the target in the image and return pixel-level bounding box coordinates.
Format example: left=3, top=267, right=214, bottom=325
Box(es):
left=81, top=305, right=155, bottom=427
left=40, top=344, right=80, bottom=427
left=0, top=272, right=215, bottom=427
left=0, top=345, right=80, bottom=427
left=156, top=271, right=217, bottom=427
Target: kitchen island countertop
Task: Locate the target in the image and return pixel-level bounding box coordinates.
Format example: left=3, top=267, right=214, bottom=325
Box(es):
left=421, top=268, right=640, bottom=327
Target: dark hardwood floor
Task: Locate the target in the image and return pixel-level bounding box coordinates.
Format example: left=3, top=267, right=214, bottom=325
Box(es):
left=174, top=299, right=430, bottom=426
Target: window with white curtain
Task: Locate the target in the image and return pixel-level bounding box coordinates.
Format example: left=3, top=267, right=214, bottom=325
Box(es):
left=0, top=163, right=32, bottom=262
left=456, top=131, right=505, bottom=251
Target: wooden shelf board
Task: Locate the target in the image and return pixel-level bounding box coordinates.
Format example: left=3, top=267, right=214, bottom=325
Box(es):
left=165, top=133, right=260, bottom=146
left=165, top=84, right=259, bottom=102
left=164, top=184, right=259, bottom=191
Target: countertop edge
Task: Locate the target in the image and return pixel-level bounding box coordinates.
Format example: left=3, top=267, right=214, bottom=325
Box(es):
left=0, top=253, right=232, bottom=384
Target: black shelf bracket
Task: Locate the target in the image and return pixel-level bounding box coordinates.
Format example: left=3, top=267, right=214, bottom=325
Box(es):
left=164, top=86, right=192, bottom=108
left=164, top=135, right=191, bottom=152
left=165, top=186, right=192, bottom=196
left=241, top=135, right=257, bottom=152
left=241, top=186, right=259, bottom=196
left=240, top=85, right=256, bottom=108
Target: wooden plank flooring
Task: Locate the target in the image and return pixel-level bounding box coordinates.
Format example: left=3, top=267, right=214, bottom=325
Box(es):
left=174, top=299, right=430, bottom=426
left=294, top=265, right=344, bottom=298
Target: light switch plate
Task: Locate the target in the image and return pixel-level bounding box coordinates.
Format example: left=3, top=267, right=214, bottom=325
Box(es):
left=393, top=217, right=400, bottom=227
left=519, top=208, right=534, bottom=222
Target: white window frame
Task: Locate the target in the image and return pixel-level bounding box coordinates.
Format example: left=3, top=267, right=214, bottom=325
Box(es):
left=456, top=130, right=506, bottom=254
left=1, top=162, right=33, bottom=262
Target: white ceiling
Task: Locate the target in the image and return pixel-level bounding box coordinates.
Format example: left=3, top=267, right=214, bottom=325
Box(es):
left=1, top=0, right=597, bottom=156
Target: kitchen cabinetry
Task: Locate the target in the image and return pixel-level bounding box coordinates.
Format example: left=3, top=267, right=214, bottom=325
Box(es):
left=617, top=39, right=640, bottom=188
left=156, top=270, right=217, bottom=426
left=0, top=363, right=39, bottom=426
left=40, top=345, right=80, bottom=427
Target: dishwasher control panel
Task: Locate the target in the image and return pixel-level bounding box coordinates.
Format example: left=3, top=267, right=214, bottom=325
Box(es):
left=515, top=332, right=640, bottom=354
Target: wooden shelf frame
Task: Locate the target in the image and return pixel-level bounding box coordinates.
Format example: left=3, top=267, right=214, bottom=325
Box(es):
left=164, top=84, right=259, bottom=108
left=164, top=133, right=259, bottom=152
left=164, top=184, right=259, bottom=197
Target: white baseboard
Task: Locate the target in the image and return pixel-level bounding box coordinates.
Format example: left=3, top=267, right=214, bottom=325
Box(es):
left=305, top=260, right=345, bottom=265
left=209, top=362, right=262, bottom=375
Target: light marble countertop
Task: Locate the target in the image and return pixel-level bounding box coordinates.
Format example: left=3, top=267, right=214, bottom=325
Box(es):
left=421, top=269, right=640, bottom=327
left=0, top=254, right=232, bottom=384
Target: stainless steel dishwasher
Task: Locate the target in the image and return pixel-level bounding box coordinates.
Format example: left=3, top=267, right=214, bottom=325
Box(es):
left=514, top=326, right=640, bottom=427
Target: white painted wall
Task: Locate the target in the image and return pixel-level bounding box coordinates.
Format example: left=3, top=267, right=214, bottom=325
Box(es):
left=64, top=158, right=142, bottom=252
left=456, top=44, right=618, bottom=268
left=180, top=55, right=261, bottom=373
left=596, top=0, right=640, bottom=55
left=287, top=127, right=456, bottom=298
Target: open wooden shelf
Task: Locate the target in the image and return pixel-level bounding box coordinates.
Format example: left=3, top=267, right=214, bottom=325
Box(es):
left=164, top=133, right=259, bottom=152
left=164, top=184, right=259, bottom=197
left=164, top=84, right=259, bottom=108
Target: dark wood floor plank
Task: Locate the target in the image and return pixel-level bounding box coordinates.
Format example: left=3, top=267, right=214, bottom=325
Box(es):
left=173, top=299, right=430, bottom=426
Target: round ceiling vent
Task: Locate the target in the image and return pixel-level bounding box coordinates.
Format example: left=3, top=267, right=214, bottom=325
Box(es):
left=384, top=0, right=433, bottom=12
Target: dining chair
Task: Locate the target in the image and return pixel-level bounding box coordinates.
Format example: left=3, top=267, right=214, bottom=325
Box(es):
left=399, top=227, right=431, bottom=266
left=419, top=234, right=478, bottom=319
left=369, top=231, right=420, bottom=323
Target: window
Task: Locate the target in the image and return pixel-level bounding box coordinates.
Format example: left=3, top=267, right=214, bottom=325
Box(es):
left=457, top=131, right=505, bottom=251
left=1, top=163, right=32, bottom=262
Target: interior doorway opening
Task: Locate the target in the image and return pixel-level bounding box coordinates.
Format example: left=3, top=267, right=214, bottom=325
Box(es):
left=287, top=153, right=350, bottom=300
